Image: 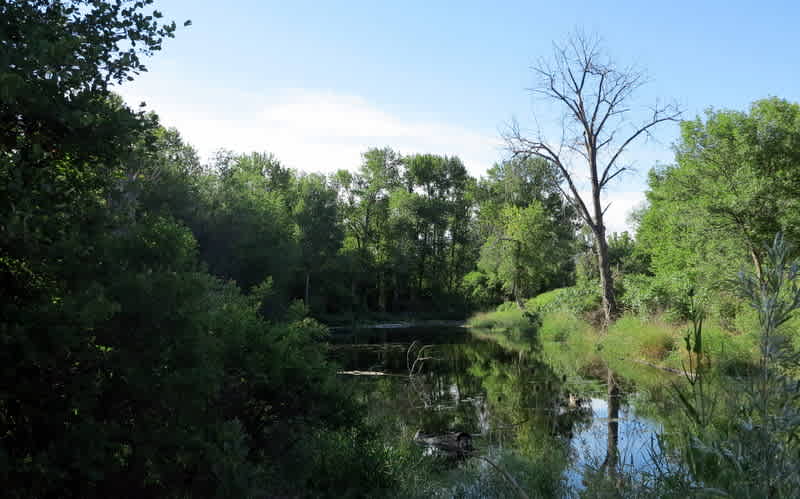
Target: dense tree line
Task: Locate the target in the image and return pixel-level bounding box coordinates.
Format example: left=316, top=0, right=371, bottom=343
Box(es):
left=132, top=139, right=578, bottom=321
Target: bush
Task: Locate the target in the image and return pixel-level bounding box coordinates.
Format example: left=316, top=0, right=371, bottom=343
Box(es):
left=560, top=281, right=602, bottom=316
left=669, top=234, right=800, bottom=498
left=524, top=287, right=570, bottom=312
left=304, top=427, right=398, bottom=498
left=468, top=308, right=539, bottom=338
left=621, top=273, right=667, bottom=316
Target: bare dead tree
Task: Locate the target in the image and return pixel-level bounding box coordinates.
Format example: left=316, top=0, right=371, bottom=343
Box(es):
left=505, top=31, right=680, bottom=326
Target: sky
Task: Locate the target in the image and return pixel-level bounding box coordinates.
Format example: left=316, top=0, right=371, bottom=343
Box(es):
left=116, top=0, right=800, bottom=234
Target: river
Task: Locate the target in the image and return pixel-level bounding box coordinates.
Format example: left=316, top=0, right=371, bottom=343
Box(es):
left=329, top=325, right=672, bottom=497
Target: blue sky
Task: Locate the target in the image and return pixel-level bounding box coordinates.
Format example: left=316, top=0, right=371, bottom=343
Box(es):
left=117, top=0, right=800, bottom=233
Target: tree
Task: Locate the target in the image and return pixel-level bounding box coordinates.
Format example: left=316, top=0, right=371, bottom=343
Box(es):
left=203, top=152, right=297, bottom=300
left=478, top=202, right=564, bottom=305
left=475, top=157, right=577, bottom=297
left=505, top=32, right=680, bottom=325
left=665, top=98, right=800, bottom=281
left=632, top=98, right=800, bottom=320
left=293, top=173, right=342, bottom=308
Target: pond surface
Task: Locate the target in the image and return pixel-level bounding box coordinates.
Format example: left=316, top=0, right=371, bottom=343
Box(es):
left=329, top=325, right=668, bottom=494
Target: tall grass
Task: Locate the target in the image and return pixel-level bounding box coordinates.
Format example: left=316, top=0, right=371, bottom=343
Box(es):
left=467, top=303, right=541, bottom=354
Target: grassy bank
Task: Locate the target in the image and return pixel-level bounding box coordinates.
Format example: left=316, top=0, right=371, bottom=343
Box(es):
left=467, top=288, right=760, bottom=379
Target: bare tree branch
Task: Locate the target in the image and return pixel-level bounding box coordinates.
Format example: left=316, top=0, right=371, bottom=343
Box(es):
left=600, top=106, right=682, bottom=188
left=503, top=29, right=681, bottom=325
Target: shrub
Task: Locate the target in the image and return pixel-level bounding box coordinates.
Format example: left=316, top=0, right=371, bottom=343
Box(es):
left=620, top=273, right=669, bottom=316
left=560, top=281, right=602, bottom=316
left=468, top=308, right=539, bottom=338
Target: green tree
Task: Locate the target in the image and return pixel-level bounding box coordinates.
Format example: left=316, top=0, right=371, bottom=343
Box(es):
left=201, top=152, right=297, bottom=301
left=478, top=203, right=565, bottom=305
left=475, top=157, right=577, bottom=304
left=0, top=3, right=395, bottom=496
left=332, top=149, right=478, bottom=315
left=293, top=173, right=342, bottom=309
left=636, top=98, right=800, bottom=312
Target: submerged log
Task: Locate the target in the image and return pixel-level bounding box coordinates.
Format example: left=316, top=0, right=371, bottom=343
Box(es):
left=336, top=370, right=405, bottom=377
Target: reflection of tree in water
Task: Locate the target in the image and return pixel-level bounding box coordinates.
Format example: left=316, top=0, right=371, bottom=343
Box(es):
left=460, top=340, right=592, bottom=458
left=339, top=331, right=593, bottom=473
left=601, top=368, right=620, bottom=478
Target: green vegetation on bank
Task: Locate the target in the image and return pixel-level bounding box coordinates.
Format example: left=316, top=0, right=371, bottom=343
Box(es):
left=469, top=290, right=759, bottom=378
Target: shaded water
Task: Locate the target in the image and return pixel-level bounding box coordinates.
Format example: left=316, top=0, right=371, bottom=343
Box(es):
left=329, top=325, right=666, bottom=493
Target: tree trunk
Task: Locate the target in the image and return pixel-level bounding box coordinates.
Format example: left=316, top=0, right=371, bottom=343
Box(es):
left=594, top=225, right=619, bottom=326
left=378, top=271, right=386, bottom=312
left=305, top=271, right=310, bottom=307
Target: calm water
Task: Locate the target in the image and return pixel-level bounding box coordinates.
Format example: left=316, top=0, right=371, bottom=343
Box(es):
left=329, top=325, right=666, bottom=492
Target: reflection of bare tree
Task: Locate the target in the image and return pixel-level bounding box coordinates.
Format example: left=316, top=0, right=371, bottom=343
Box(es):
left=602, top=368, right=620, bottom=478
left=406, top=341, right=437, bottom=408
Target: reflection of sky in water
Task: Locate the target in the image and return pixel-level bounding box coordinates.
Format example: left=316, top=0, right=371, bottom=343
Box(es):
left=567, top=397, right=663, bottom=490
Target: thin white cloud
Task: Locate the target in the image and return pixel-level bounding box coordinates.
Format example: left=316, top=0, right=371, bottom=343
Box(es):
left=578, top=190, right=646, bottom=235
left=116, top=82, right=656, bottom=234
left=604, top=191, right=646, bottom=235
left=116, top=86, right=502, bottom=177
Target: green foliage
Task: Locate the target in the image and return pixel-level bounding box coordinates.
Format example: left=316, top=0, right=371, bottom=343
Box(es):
left=620, top=274, right=668, bottom=316
left=329, top=149, right=478, bottom=316
left=539, top=309, right=591, bottom=344
left=561, top=281, right=603, bottom=317
left=607, top=231, right=651, bottom=276
left=524, top=287, right=570, bottom=312
left=293, top=173, right=343, bottom=305
left=0, top=3, right=396, bottom=497
left=406, top=450, right=568, bottom=499
left=475, top=158, right=577, bottom=303
left=603, top=316, right=679, bottom=363
left=670, top=234, right=800, bottom=498
left=469, top=308, right=540, bottom=340
left=463, top=270, right=503, bottom=309
left=478, top=202, right=565, bottom=300
left=304, top=427, right=398, bottom=498
left=9, top=2, right=800, bottom=495
left=203, top=152, right=298, bottom=294
left=636, top=98, right=800, bottom=324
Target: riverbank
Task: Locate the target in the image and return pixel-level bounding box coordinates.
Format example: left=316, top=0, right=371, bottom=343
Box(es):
left=467, top=289, right=760, bottom=378
left=318, top=310, right=468, bottom=328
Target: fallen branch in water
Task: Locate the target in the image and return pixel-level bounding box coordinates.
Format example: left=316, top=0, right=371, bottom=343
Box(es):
left=336, top=370, right=406, bottom=377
